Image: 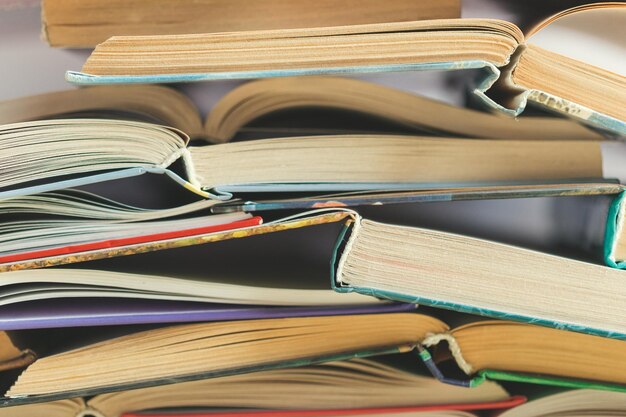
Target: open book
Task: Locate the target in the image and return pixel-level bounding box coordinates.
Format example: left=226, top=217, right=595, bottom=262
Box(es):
left=1, top=312, right=626, bottom=404
left=66, top=5, right=626, bottom=135
left=0, top=313, right=436, bottom=400
left=1, top=118, right=622, bottom=201
left=0, top=302, right=401, bottom=371
left=1, top=116, right=623, bottom=265
left=0, top=358, right=521, bottom=416
left=0, top=79, right=604, bottom=142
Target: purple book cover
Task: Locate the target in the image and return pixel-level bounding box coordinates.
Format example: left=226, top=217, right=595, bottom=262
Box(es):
left=0, top=299, right=416, bottom=330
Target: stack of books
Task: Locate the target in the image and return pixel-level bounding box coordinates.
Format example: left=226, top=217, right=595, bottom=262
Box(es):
left=0, top=1, right=625, bottom=416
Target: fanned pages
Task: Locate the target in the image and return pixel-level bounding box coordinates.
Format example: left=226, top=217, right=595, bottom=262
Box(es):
left=204, top=77, right=604, bottom=142
left=0, top=85, right=204, bottom=137
left=426, top=320, right=626, bottom=385
left=5, top=313, right=445, bottom=397
left=1, top=119, right=613, bottom=200
left=0, top=79, right=604, bottom=143
left=5, top=310, right=626, bottom=401
left=0, top=190, right=261, bottom=265
left=0, top=268, right=377, bottom=307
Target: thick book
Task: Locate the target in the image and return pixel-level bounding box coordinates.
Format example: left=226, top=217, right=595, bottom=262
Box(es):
left=0, top=78, right=604, bottom=142
left=0, top=358, right=521, bottom=414
left=1, top=312, right=625, bottom=405
left=331, top=208, right=626, bottom=338
left=0, top=313, right=447, bottom=401
left=66, top=6, right=626, bottom=135
left=41, top=0, right=461, bottom=48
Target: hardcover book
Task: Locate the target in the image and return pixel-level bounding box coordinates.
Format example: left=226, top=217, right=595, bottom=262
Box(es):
left=1, top=119, right=623, bottom=201
left=66, top=5, right=626, bottom=135
left=331, top=208, right=626, bottom=338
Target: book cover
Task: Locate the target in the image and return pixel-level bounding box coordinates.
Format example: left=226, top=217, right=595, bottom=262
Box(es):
left=212, top=182, right=624, bottom=213
left=0, top=299, right=415, bottom=330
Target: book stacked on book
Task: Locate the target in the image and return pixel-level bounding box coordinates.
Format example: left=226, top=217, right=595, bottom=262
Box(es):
left=0, top=1, right=625, bottom=416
